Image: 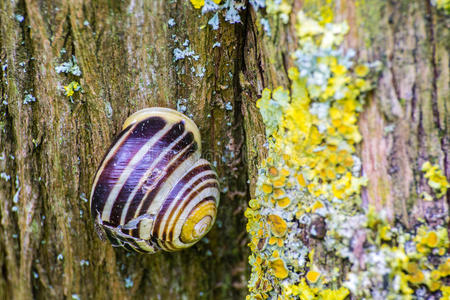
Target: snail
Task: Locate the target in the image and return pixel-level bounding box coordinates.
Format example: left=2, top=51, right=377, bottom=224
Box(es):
left=89, top=107, right=220, bottom=253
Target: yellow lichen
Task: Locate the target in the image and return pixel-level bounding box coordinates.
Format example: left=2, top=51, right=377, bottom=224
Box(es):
left=268, top=214, right=287, bottom=237
left=245, top=4, right=448, bottom=300
left=354, top=64, right=369, bottom=77
left=246, top=7, right=376, bottom=298
left=189, top=0, right=220, bottom=9
left=311, top=200, right=324, bottom=213
left=319, top=287, right=350, bottom=300
left=277, top=197, right=291, bottom=208
left=421, top=161, right=449, bottom=198
left=273, top=188, right=285, bottom=198
left=261, top=184, right=273, bottom=194
left=426, top=231, right=439, bottom=247
left=63, top=81, right=81, bottom=98
left=270, top=258, right=288, bottom=279
left=268, top=167, right=279, bottom=177
left=296, top=173, right=306, bottom=186
left=407, top=270, right=425, bottom=284
left=306, top=270, right=320, bottom=283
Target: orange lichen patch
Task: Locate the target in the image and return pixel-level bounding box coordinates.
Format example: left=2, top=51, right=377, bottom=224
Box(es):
left=425, top=231, right=439, bottom=248
left=262, top=184, right=273, bottom=194
left=256, top=255, right=263, bottom=265
left=268, top=167, right=279, bottom=177
left=270, top=258, right=289, bottom=279
left=273, top=178, right=286, bottom=188
left=408, top=270, right=425, bottom=284
left=273, top=188, right=285, bottom=199
left=405, top=262, right=419, bottom=274
left=354, top=64, right=369, bottom=77
left=277, top=197, right=291, bottom=208
left=430, top=270, right=441, bottom=281
left=268, top=214, right=288, bottom=237
left=428, top=280, right=441, bottom=292
left=414, top=226, right=449, bottom=255
left=416, top=244, right=428, bottom=254
left=325, top=168, right=336, bottom=180
left=306, top=270, right=321, bottom=283
left=269, top=236, right=284, bottom=247
left=342, top=154, right=353, bottom=167
left=296, top=173, right=306, bottom=186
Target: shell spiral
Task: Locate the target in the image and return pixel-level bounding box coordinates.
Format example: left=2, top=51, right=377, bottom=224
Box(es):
left=89, top=108, right=220, bottom=253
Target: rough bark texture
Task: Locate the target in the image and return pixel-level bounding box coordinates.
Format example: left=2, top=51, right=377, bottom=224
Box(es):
left=242, top=0, right=449, bottom=298
left=0, top=0, right=448, bottom=300
left=0, top=1, right=248, bottom=299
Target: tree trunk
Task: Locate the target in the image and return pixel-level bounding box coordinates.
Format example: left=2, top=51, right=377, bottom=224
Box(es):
left=0, top=1, right=448, bottom=300
left=0, top=1, right=248, bottom=299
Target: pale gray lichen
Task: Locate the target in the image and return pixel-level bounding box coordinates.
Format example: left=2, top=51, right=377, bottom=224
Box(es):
left=1, top=172, right=11, bottom=181
left=192, top=0, right=246, bottom=29
left=55, top=56, right=82, bottom=77
left=168, top=18, right=176, bottom=27
left=15, top=14, right=24, bottom=22
left=176, top=98, right=188, bottom=113
left=173, top=47, right=199, bottom=61
left=23, top=94, right=36, bottom=104
left=259, top=18, right=271, bottom=36
left=124, top=276, right=134, bottom=288
left=80, top=260, right=89, bottom=267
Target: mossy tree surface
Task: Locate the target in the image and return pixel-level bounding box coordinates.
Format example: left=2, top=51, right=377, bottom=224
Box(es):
left=0, top=0, right=449, bottom=300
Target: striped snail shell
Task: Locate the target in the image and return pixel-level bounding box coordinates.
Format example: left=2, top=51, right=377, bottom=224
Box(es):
left=90, top=107, right=220, bottom=253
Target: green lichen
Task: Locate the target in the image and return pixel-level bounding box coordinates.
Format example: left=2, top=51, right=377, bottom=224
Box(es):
left=245, top=5, right=449, bottom=300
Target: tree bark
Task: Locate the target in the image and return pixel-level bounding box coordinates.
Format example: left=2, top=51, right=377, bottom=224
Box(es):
left=242, top=0, right=449, bottom=299
left=0, top=0, right=448, bottom=299
left=1, top=1, right=248, bottom=299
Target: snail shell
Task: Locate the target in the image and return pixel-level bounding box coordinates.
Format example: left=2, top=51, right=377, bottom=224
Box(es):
left=90, top=107, right=220, bottom=253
